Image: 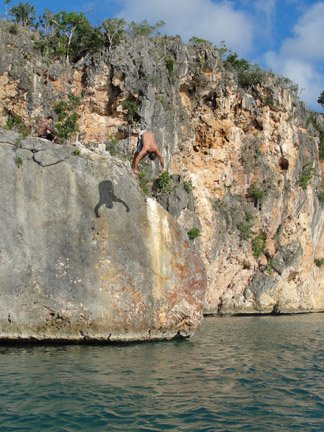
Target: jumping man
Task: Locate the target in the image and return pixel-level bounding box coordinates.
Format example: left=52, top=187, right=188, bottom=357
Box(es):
left=132, top=130, right=164, bottom=176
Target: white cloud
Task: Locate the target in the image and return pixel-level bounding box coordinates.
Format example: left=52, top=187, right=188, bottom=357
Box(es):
left=253, top=0, right=277, bottom=41
left=254, top=0, right=276, bottom=18
left=114, top=0, right=254, bottom=55
left=265, top=2, right=324, bottom=111
left=266, top=52, right=323, bottom=107
left=255, top=0, right=277, bottom=15
left=281, top=2, right=324, bottom=61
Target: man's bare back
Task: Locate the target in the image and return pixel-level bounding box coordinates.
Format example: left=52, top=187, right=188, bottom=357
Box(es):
left=37, top=116, right=57, bottom=142
left=132, top=130, right=164, bottom=175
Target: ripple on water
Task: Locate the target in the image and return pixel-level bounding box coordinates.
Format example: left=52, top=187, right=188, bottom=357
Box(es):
left=0, top=314, right=323, bottom=431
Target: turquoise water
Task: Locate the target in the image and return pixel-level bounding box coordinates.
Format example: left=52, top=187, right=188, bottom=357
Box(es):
left=0, top=314, right=323, bottom=431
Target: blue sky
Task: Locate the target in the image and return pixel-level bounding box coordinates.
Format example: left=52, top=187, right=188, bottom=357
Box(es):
left=4, top=0, right=324, bottom=111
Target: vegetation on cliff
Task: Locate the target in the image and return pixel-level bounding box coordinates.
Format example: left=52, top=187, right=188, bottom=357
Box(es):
left=4, top=1, right=166, bottom=63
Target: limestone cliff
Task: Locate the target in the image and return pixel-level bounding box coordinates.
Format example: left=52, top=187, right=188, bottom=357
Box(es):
left=0, top=132, right=206, bottom=341
left=0, top=22, right=323, bottom=322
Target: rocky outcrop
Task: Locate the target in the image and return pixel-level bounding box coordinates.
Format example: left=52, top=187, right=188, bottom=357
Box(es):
left=0, top=131, right=206, bottom=341
left=0, top=22, right=323, bottom=318
left=172, top=77, right=324, bottom=315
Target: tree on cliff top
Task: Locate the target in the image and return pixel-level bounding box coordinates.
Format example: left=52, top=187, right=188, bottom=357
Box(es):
left=38, top=8, right=56, bottom=35
left=38, top=11, right=101, bottom=63
left=102, top=18, right=126, bottom=50
left=223, top=52, right=266, bottom=88
left=9, top=1, right=35, bottom=27
left=128, top=19, right=166, bottom=37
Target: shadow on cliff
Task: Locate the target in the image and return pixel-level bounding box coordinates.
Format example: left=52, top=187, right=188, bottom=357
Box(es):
left=95, top=180, right=130, bottom=218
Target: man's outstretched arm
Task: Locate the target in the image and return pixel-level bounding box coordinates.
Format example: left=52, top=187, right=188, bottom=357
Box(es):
left=156, top=149, right=164, bottom=171
left=133, top=150, right=146, bottom=175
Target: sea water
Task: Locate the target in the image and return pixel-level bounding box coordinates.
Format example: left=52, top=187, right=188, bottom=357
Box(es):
left=0, top=314, right=323, bottom=431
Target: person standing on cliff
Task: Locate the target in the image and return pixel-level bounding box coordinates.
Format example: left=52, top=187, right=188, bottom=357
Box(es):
left=37, top=116, right=58, bottom=142
left=132, top=129, right=164, bottom=176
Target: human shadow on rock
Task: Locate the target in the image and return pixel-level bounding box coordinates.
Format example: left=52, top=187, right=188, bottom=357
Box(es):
left=95, top=180, right=130, bottom=218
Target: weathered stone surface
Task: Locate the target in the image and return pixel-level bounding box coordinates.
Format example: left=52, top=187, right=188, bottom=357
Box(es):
left=0, top=22, right=323, bottom=316
left=21, top=136, right=60, bottom=152
left=0, top=129, right=21, bottom=145
left=0, top=133, right=206, bottom=342
left=153, top=175, right=194, bottom=218
left=32, top=145, right=75, bottom=167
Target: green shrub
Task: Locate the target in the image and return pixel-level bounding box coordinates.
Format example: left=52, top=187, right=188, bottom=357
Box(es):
left=238, top=65, right=265, bottom=87
left=73, top=148, right=80, bottom=156
left=15, top=136, right=23, bottom=147
left=248, top=184, right=265, bottom=202
left=9, top=24, right=18, bottom=34
left=318, top=190, right=324, bottom=204
left=183, top=180, right=193, bottom=193
left=105, top=137, right=119, bottom=156
left=155, top=171, right=172, bottom=193
left=189, top=36, right=211, bottom=45
left=223, top=53, right=266, bottom=88
left=102, top=18, right=126, bottom=49
left=56, top=112, right=79, bottom=141
left=319, top=131, right=324, bottom=161
left=122, top=100, right=139, bottom=124
left=315, top=258, right=324, bottom=267
left=306, top=112, right=317, bottom=129
left=14, top=155, right=23, bottom=168
left=128, top=19, right=165, bottom=37
left=5, top=112, right=29, bottom=136
left=9, top=2, right=36, bottom=27
left=248, top=183, right=267, bottom=209
left=298, top=164, right=314, bottom=190
left=5, top=112, right=23, bottom=130
left=318, top=91, right=324, bottom=108
left=237, top=211, right=255, bottom=240
left=53, top=93, right=80, bottom=141
left=252, top=233, right=266, bottom=258
left=318, top=179, right=324, bottom=204
left=188, top=228, right=200, bottom=240
left=264, top=97, right=275, bottom=107
left=238, top=221, right=253, bottom=240
left=37, top=11, right=102, bottom=63
left=165, top=57, right=175, bottom=80
left=305, top=113, right=324, bottom=161
left=138, top=164, right=153, bottom=196
left=266, top=262, right=274, bottom=275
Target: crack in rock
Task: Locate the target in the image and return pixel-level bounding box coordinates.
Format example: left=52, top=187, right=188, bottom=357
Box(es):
left=32, top=146, right=75, bottom=167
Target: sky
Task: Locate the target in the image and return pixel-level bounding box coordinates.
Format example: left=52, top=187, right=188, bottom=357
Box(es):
left=4, top=0, right=324, bottom=112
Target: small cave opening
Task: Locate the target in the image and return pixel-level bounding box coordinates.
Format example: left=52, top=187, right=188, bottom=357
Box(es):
left=279, top=156, right=289, bottom=171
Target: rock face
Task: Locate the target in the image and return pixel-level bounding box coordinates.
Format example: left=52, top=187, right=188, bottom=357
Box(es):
left=0, top=22, right=323, bottom=318
left=0, top=133, right=206, bottom=341
left=173, top=81, right=324, bottom=315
